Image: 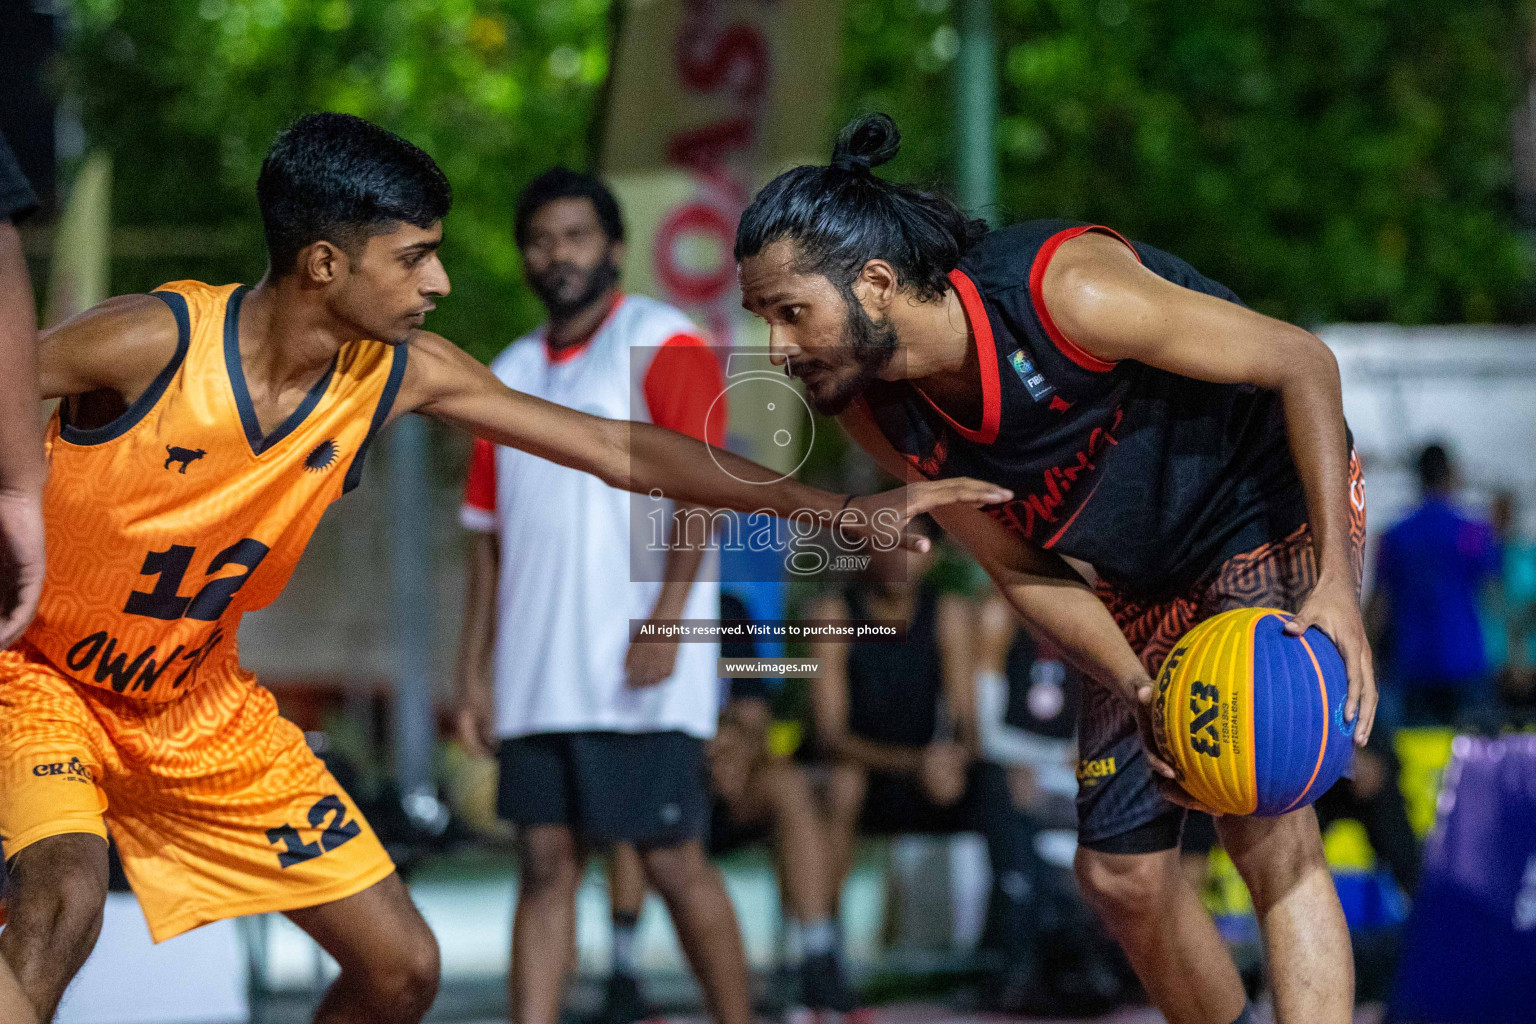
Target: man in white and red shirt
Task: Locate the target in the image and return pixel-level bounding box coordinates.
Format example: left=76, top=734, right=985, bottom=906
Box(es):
left=455, top=168, right=750, bottom=1024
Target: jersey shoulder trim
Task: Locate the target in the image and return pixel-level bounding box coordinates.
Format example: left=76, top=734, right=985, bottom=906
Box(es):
left=928, top=269, right=1001, bottom=445
left=58, top=290, right=191, bottom=446
left=1026, top=225, right=1141, bottom=374
left=342, top=341, right=409, bottom=494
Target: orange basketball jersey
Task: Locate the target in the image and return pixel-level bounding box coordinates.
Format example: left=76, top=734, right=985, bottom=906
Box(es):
left=25, top=281, right=406, bottom=703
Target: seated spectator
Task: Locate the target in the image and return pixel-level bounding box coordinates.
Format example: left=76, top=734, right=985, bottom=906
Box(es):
left=1311, top=731, right=1422, bottom=897
left=706, top=592, right=858, bottom=1014
left=972, top=593, right=1078, bottom=809
left=805, top=539, right=1054, bottom=1010
left=1370, top=442, right=1503, bottom=729
left=972, top=594, right=1130, bottom=1013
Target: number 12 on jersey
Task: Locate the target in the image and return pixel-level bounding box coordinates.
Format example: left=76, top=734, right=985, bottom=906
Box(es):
left=123, top=539, right=270, bottom=621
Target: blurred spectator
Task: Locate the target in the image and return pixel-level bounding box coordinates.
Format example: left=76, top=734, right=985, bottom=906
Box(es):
left=972, top=595, right=1127, bottom=1014
left=600, top=592, right=858, bottom=1015
left=707, top=592, right=857, bottom=1012
left=453, top=168, right=749, bottom=1024
left=599, top=845, right=649, bottom=1024
left=1369, top=443, right=1502, bottom=729
left=1489, top=491, right=1536, bottom=726
left=971, top=595, right=1078, bottom=811
left=805, top=539, right=1054, bottom=1010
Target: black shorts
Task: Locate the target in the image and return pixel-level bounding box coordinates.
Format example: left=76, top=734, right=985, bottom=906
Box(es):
left=497, top=731, right=710, bottom=848
left=859, top=764, right=999, bottom=836
left=1079, top=453, right=1368, bottom=854
left=706, top=798, right=773, bottom=857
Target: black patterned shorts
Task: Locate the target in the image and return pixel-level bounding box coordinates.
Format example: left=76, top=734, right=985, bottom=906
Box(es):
left=1075, top=451, right=1367, bottom=852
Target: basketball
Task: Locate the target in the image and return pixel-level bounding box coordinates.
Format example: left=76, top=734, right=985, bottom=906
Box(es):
left=1153, top=607, right=1355, bottom=817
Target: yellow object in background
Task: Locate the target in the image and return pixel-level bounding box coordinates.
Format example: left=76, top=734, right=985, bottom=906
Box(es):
left=767, top=720, right=801, bottom=759
left=1394, top=727, right=1455, bottom=838
left=1322, top=817, right=1377, bottom=871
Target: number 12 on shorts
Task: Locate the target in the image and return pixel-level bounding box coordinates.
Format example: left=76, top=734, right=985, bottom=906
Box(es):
left=266, top=794, right=362, bottom=868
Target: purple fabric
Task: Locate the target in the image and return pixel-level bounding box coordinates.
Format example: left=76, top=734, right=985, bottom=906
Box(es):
left=1376, top=498, right=1501, bottom=686
left=1388, top=734, right=1536, bottom=1022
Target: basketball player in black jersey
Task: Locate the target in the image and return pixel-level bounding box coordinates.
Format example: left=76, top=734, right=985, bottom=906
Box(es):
left=735, top=114, right=1375, bottom=1024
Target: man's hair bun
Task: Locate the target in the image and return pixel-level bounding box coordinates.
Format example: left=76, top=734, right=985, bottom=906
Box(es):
left=830, top=113, right=901, bottom=174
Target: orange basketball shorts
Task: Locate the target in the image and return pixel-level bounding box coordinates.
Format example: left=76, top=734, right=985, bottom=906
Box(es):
left=0, top=644, right=394, bottom=942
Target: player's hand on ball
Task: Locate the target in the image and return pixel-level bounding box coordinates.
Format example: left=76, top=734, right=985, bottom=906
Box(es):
left=1130, top=676, right=1223, bottom=816
left=1285, top=575, right=1376, bottom=746
left=846, top=478, right=1012, bottom=553
left=625, top=635, right=679, bottom=689
left=0, top=490, right=44, bottom=650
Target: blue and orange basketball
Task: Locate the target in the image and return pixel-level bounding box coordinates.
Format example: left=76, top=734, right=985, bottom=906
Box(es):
left=1153, top=607, right=1355, bottom=816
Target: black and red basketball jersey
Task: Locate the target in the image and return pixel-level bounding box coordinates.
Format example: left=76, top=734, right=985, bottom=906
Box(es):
left=862, top=220, right=1318, bottom=601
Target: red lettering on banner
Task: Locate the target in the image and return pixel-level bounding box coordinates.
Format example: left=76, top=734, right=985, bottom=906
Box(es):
left=655, top=203, right=736, bottom=302
left=655, top=0, right=776, bottom=320
left=666, top=118, right=754, bottom=198
left=676, top=21, right=769, bottom=102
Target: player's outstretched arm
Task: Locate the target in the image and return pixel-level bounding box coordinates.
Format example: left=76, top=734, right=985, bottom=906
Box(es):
left=398, top=331, right=1012, bottom=548
left=0, top=219, right=42, bottom=648
left=1042, top=232, right=1376, bottom=746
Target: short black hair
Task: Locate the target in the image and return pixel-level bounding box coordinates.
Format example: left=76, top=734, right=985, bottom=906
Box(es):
left=735, top=113, right=988, bottom=302
left=1418, top=442, right=1453, bottom=492
left=514, top=167, right=624, bottom=248
left=257, top=113, right=452, bottom=275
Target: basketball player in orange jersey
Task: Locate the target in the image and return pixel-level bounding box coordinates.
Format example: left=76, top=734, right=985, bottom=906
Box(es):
left=0, top=113, right=1009, bottom=1024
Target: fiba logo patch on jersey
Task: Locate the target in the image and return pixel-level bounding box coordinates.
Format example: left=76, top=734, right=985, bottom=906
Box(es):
left=304, top=439, right=340, bottom=472
left=1007, top=348, right=1056, bottom=403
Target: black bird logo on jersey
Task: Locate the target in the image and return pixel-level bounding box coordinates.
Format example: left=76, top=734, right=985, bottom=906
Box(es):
left=304, top=439, right=340, bottom=472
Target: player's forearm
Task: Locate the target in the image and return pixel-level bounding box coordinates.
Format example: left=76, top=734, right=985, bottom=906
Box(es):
left=648, top=503, right=711, bottom=620
left=621, top=419, right=846, bottom=520
left=1276, top=335, right=1355, bottom=582
left=0, top=222, right=42, bottom=496
left=454, top=532, right=498, bottom=699
left=836, top=733, right=925, bottom=778
left=993, top=570, right=1149, bottom=700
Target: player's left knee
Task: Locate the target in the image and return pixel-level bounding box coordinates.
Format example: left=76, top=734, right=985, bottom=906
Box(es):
left=640, top=841, right=710, bottom=896
left=1222, top=811, right=1329, bottom=910
left=764, top=761, right=814, bottom=816
left=360, top=926, right=441, bottom=1021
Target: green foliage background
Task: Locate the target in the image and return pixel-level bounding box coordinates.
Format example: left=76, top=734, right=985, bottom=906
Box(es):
left=66, top=0, right=612, bottom=360
left=66, top=0, right=1534, bottom=362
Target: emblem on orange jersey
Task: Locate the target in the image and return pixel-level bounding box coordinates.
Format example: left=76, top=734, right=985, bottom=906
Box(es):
left=304, top=439, right=340, bottom=472
left=164, top=445, right=206, bottom=473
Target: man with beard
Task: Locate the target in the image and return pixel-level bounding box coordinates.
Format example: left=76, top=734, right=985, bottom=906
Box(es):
left=455, top=168, right=752, bottom=1024
left=734, top=114, right=1374, bottom=1024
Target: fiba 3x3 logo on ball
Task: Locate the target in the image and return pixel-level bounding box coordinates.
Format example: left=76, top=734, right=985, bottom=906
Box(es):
left=1154, top=607, right=1355, bottom=817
